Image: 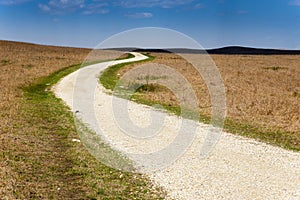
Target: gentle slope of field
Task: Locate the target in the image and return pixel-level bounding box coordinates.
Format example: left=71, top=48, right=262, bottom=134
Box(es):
left=112, top=52, right=300, bottom=150
left=1, top=40, right=299, bottom=198
left=0, top=41, right=165, bottom=199
left=56, top=52, right=300, bottom=199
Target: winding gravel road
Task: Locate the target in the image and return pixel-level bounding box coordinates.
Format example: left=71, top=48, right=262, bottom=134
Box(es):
left=53, top=52, right=300, bottom=199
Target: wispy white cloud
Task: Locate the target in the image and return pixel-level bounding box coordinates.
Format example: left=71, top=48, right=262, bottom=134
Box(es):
left=194, top=3, right=204, bottom=9
left=116, top=0, right=194, bottom=8
left=216, top=10, right=248, bottom=16
left=39, top=0, right=85, bottom=15
left=38, top=0, right=197, bottom=15
left=125, top=12, right=153, bottom=18
left=0, top=0, right=31, bottom=5
left=82, top=2, right=109, bottom=15
left=2, top=0, right=197, bottom=10
left=39, top=0, right=109, bottom=15
left=289, top=0, right=300, bottom=6
left=39, top=4, right=51, bottom=12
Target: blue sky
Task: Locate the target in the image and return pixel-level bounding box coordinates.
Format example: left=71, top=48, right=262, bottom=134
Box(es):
left=1, top=0, right=300, bottom=49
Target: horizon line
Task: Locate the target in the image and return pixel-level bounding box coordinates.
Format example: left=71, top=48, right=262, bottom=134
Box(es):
left=1, top=39, right=300, bottom=52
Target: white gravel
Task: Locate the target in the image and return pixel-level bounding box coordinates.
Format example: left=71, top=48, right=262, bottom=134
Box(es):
left=53, top=52, right=300, bottom=200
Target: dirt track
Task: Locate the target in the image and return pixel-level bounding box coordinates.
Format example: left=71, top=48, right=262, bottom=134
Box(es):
left=53, top=52, right=300, bottom=199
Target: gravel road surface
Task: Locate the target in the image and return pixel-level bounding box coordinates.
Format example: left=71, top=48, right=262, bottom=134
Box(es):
left=53, top=52, right=300, bottom=199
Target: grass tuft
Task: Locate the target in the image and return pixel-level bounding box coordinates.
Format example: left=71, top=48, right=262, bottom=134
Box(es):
left=293, top=91, right=300, bottom=98
left=100, top=53, right=155, bottom=90
left=264, top=66, right=286, bottom=71
left=1, top=59, right=12, bottom=66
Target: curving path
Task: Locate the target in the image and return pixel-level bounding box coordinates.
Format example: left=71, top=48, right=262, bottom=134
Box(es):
left=53, top=52, right=300, bottom=199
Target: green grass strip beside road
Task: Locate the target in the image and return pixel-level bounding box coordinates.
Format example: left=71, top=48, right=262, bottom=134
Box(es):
left=99, top=53, right=299, bottom=152
left=100, top=53, right=155, bottom=90
left=19, top=58, right=166, bottom=199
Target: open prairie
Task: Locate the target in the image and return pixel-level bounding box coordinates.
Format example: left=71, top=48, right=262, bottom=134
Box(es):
left=117, top=52, right=300, bottom=149
left=0, top=41, right=165, bottom=199
left=1, top=40, right=299, bottom=198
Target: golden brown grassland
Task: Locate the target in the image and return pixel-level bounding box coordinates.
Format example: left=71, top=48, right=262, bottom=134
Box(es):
left=110, top=52, right=300, bottom=151
left=1, top=39, right=299, bottom=198
left=0, top=41, right=165, bottom=199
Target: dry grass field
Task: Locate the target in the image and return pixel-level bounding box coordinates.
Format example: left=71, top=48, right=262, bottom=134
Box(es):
left=117, top=52, right=300, bottom=149
left=0, top=41, right=165, bottom=199
left=1, top=40, right=299, bottom=198
left=0, top=41, right=90, bottom=198
left=212, top=54, right=300, bottom=132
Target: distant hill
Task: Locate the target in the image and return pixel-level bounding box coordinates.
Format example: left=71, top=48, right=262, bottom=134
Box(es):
left=109, top=46, right=300, bottom=55
left=206, top=46, right=300, bottom=55
left=2, top=40, right=300, bottom=55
